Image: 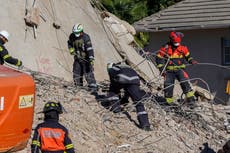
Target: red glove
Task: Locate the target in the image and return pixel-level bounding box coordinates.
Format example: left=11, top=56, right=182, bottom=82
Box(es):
left=190, top=60, right=198, bottom=65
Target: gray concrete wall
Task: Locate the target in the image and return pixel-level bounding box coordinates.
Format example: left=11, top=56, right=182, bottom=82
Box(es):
left=148, top=29, right=230, bottom=103
left=0, top=0, right=121, bottom=82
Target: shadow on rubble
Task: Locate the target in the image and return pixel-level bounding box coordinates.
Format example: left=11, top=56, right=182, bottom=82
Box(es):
left=199, top=143, right=216, bottom=153
left=153, top=95, right=200, bottom=119
left=95, top=94, right=140, bottom=128
left=122, top=111, right=140, bottom=128
left=94, top=94, right=110, bottom=108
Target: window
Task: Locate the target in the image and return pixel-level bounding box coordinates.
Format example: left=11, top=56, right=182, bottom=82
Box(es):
left=222, top=38, right=230, bottom=65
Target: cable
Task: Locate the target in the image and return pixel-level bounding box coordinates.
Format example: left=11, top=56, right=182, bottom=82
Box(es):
left=187, top=62, right=230, bottom=70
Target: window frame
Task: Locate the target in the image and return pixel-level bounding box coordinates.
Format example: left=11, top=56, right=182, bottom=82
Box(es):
left=221, top=37, right=230, bottom=66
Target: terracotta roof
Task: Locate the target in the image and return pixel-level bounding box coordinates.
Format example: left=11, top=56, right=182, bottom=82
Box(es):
left=133, top=0, right=230, bottom=32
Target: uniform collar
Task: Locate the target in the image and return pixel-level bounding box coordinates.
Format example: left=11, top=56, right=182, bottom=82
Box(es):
left=0, top=39, right=4, bottom=45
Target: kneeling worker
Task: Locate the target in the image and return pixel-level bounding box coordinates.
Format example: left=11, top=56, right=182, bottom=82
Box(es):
left=106, top=62, right=151, bottom=131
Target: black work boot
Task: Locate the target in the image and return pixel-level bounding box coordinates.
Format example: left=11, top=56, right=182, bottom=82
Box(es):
left=88, top=84, right=98, bottom=96
left=142, top=125, right=152, bottom=131
left=138, top=114, right=152, bottom=131
left=110, top=101, right=122, bottom=113
left=88, top=83, right=98, bottom=90
left=186, top=96, right=197, bottom=109
left=111, top=106, right=122, bottom=113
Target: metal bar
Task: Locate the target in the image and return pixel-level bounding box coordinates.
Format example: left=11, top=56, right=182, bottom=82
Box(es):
left=32, top=0, right=36, bottom=7
left=33, top=26, right=37, bottom=39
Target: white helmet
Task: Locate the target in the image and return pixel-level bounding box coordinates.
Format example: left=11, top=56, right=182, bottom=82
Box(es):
left=0, top=30, right=10, bottom=41
left=72, top=23, right=83, bottom=37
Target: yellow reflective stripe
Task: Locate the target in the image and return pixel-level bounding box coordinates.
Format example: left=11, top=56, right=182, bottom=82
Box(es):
left=185, top=52, right=190, bottom=57
left=65, top=144, right=74, bottom=149
left=169, top=55, right=183, bottom=58
left=32, top=140, right=40, bottom=146
left=157, top=64, right=164, bottom=68
left=186, top=91, right=194, bottom=98
left=188, top=57, right=193, bottom=61
left=166, top=97, right=174, bottom=104
left=157, top=54, right=163, bottom=58
left=16, top=60, right=21, bottom=66
left=0, top=46, right=3, bottom=51
left=166, top=64, right=185, bottom=70
left=3, top=54, right=10, bottom=59
left=69, top=48, right=75, bottom=53
left=226, top=80, right=230, bottom=95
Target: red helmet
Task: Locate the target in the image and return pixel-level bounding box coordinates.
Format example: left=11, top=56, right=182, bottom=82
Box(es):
left=169, top=31, right=184, bottom=45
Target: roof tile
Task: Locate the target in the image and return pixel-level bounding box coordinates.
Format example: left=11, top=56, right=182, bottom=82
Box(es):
left=133, top=0, right=230, bottom=32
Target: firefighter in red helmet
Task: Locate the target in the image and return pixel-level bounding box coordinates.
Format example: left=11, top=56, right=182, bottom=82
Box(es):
left=156, top=31, right=198, bottom=106
left=31, top=101, right=75, bottom=153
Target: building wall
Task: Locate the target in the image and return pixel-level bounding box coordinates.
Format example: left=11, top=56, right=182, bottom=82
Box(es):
left=148, top=28, right=230, bottom=104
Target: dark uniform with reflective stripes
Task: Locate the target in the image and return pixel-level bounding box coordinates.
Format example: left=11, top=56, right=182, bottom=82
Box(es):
left=156, top=43, right=195, bottom=104
left=0, top=39, right=22, bottom=66
left=107, top=63, right=150, bottom=129
left=31, top=119, right=75, bottom=153
left=68, top=32, right=97, bottom=88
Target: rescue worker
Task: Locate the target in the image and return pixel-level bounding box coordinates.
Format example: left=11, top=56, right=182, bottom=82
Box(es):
left=226, top=79, right=230, bottom=103
left=156, top=31, right=197, bottom=105
left=31, top=101, right=75, bottom=153
left=0, top=30, right=23, bottom=69
left=67, top=23, right=97, bottom=90
left=217, top=140, right=230, bottom=153
left=106, top=62, right=151, bottom=131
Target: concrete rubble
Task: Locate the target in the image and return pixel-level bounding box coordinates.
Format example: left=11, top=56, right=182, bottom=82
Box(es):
left=17, top=70, right=229, bottom=153
left=1, top=0, right=228, bottom=152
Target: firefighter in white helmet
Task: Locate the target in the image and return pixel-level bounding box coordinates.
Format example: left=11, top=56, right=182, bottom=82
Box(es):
left=67, top=23, right=97, bottom=91
left=0, top=30, right=23, bottom=69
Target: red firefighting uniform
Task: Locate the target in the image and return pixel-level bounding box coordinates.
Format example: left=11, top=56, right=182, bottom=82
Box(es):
left=156, top=43, right=195, bottom=103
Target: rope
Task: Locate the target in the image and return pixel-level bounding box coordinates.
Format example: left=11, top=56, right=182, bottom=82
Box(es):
left=46, top=0, right=72, bottom=75
left=187, top=62, right=230, bottom=70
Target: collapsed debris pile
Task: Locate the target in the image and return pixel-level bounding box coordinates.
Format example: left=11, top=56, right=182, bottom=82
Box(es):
left=18, top=70, right=229, bottom=153
left=1, top=0, right=229, bottom=152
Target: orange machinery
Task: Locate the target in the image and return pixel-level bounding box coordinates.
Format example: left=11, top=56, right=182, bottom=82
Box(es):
left=0, top=65, right=35, bottom=152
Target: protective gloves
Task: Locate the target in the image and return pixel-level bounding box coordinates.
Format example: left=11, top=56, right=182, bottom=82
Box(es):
left=161, top=72, right=166, bottom=77
left=89, top=58, right=94, bottom=66
left=18, top=64, right=24, bottom=70
left=159, top=67, right=166, bottom=77
left=16, top=60, right=23, bottom=70
left=69, top=48, right=75, bottom=55
left=189, top=59, right=198, bottom=65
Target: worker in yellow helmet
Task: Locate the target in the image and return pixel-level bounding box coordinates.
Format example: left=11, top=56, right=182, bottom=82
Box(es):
left=31, top=101, right=75, bottom=153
